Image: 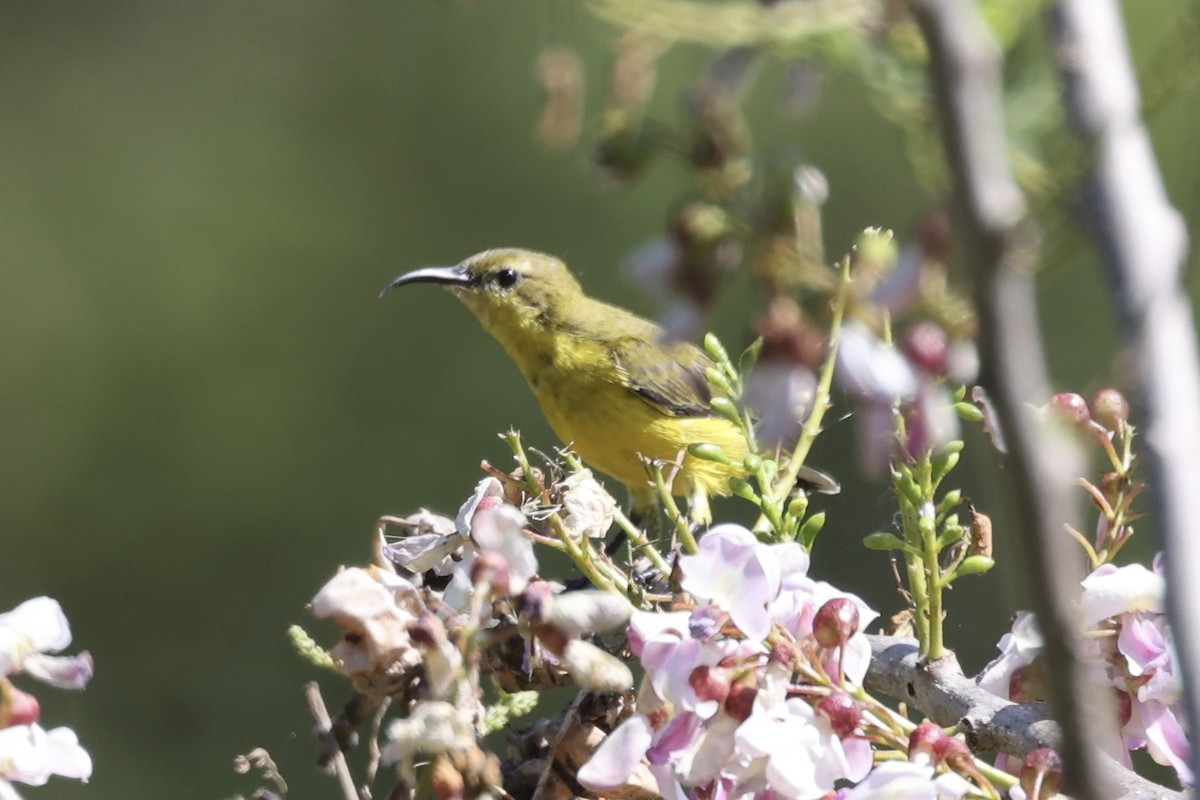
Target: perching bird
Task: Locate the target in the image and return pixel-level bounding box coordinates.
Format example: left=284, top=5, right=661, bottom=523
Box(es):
left=383, top=248, right=834, bottom=525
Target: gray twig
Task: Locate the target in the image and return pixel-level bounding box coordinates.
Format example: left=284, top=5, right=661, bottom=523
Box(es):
left=909, top=0, right=1111, bottom=796
left=1048, top=0, right=1200, bottom=782
left=866, top=635, right=1183, bottom=800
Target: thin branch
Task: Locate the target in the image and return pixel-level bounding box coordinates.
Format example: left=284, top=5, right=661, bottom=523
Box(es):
left=1048, top=0, right=1200, bottom=781
left=865, top=635, right=1183, bottom=800
left=909, top=0, right=1112, bottom=797
left=306, top=682, right=362, bottom=800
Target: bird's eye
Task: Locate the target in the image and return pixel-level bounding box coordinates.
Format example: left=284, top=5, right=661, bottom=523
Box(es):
left=494, top=268, right=520, bottom=289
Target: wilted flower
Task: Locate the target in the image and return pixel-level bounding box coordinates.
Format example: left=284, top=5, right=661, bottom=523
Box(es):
left=440, top=478, right=539, bottom=607
left=311, top=567, right=426, bottom=691
left=557, top=470, right=616, bottom=540
left=521, top=587, right=634, bottom=693
left=380, top=509, right=464, bottom=577
left=382, top=700, right=476, bottom=764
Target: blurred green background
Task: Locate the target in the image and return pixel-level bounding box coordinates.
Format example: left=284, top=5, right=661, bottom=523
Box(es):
left=2, top=2, right=1196, bottom=797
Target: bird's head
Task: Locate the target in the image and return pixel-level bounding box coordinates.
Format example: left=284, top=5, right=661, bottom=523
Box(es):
left=383, top=249, right=584, bottom=337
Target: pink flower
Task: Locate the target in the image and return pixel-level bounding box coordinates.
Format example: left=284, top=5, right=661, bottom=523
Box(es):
left=975, top=612, right=1042, bottom=698
left=733, top=684, right=872, bottom=797
left=1079, top=562, right=1163, bottom=627
left=678, top=525, right=782, bottom=641
left=842, top=760, right=971, bottom=799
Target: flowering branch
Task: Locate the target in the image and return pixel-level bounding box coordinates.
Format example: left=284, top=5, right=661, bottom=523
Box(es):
left=1047, top=0, right=1200, bottom=778
left=909, top=0, right=1116, bottom=795
left=864, top=634, right=1182, bottom=800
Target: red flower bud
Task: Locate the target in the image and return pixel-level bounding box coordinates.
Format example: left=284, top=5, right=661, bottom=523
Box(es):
left=1049, top=393, right=1091, bottom=427
left=723, top=682, right=758, bottom=722
left=470, top=551, right=511, bottom=595
left=1114, top=689, right=1132, bottom=728
left=908, top=721, right=946, bottom=762
left=1090, top=388, right=1129, bottom=431
left=813, top=598, right=859, bottom=649
left=817, top=691, right=862, bottom=738
left=689, top=665, right=731, bottom=706
left=0, top=682, right=40, bottom=727
left=904, top=322, right=950, bottom=376
left=1019, top=748, right=1063, bottom=799
left=933, top=733, right=972, bottom=768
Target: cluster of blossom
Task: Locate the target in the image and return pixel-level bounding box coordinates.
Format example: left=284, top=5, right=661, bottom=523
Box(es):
left=0, top=597, right=93, bottom=799
left=578, top=523, right=907, bottom=798
left=572, top=524, right=1080, bottom=799
left=976, top=556, right=1192, bottom=786
left=309, top=474, right=632, bottom=792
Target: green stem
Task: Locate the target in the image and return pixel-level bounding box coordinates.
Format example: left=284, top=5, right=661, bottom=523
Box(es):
left=773, top=254, right=853, bottom=505
left=612, top=507, right=672, bottom=576
left=920, top=505, right=945, bottom=660
left=650, top=462, right=700, bottom=553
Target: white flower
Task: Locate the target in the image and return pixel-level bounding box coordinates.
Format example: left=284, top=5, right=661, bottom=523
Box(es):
left=1080, top=562, right=1164, bottom=627
left=0, top=598, right=92, bottom=690
left=734, top=692, right=871, bottom=797
left=843, top=760, right=971, bottom=799
left=0, top=723, right=92, bottom=786
left=836, top=321, right=919, bottom=403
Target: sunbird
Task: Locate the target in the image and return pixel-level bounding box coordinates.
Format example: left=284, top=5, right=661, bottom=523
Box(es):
left=383, top=248, right=834, bottom=525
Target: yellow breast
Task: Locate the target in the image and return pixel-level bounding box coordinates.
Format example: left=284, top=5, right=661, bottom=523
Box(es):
left=514, top=335, right=746, bottom=497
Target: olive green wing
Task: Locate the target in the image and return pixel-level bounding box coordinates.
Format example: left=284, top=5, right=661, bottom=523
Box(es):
left=609, top=335, right=716, bottom=418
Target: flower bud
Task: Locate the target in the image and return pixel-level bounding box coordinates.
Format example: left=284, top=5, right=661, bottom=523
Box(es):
left=470, top=551, right=511, bottom=595
left=813, top=598, right=860, bottom=649
left=562, top=639, right=633, bottom=693
left=430, top=752, right=465, bottom=799
left=723, top=682, right=757, bottom=722
left=817, top=691, right=862, bottom=738
left=688, top=442, right=732, bottom=465
left=1048, top=393, right=1090, bottom=427
left=908, top=721, right=946, bottom=764
left=904, top=321, right=949, bottom=376
left=1090, top=388, right=1129, bottom=430
left=1019, top=748, right=1063, bottom=799
left=1008, top=659, right=1048, bottom=704
left=517, top=581, right=555, bottom=623
left=932, top=733, right=972, bottom=768
left=1114, top=688, right=1132, bottom=728
left=544, top=590, right=633, bottom=637
left=0, top=681, right=40, bottom=727
left=689, top=665, right=731, bottom=706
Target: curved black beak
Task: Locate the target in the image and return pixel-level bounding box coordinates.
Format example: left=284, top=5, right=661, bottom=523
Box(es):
left=380, top=265, right=472, bottom=298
